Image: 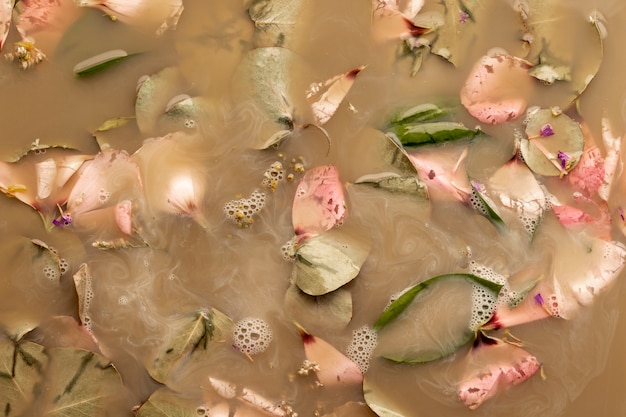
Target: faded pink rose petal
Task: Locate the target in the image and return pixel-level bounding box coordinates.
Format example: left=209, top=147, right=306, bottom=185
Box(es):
left=297, top=325, right=363, bottom=386
left=292, top=165, right=346, bottom=237
left=0, top=0, right=14, bottom=51
left=567, top=146, right=605, bottom=197
left=552, top=194, right=611, bottom=241
left=460, top=54, right=534, bottom=125
left=307, top=66, right=366, bottom=125
left=76, top=0, right=183, bottom=35
left=484, top=285, right=553, bottom=330
left=14, top=0, right=81, bottom=52
left=407, top=146, right=471, bottom=203
left=458, top=335, right=540, bottom=410
left=371, top=0, right=428, bottom=42
left=67, top=149, right=142, bottom=219
left=114, top=199, right=133, bottom=235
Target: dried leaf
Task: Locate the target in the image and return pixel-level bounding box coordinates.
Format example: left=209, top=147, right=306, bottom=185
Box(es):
left=247, top=0, right=305, bottom=48
left=146, top=309, right=233, bottom=384
left=460, top=54, right=534, bottom=125
left=520, top=109, right=584, bottom=176
left=0, top=338, right=48, bottom=416
left=294, top=228, right=370, bottom=296
left=72, top=263, right=95, bottom=333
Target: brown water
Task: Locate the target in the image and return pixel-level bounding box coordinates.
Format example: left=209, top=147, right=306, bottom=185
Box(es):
left=1, top=0, right=626, bottom=416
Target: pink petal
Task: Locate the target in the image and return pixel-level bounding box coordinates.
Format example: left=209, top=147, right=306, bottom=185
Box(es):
left=460, top=54, right=534, bottom=125
left=114, top=199, right=133, bottom=235
left=67, top=149, right=142, bottom=219
left=292, top=165, right=346, bottom=236
left=567, top=146, right=605, bottom=197
left=458, top=336, right=540, bottom=410
left=15, top=0, right=81, bottom=52
left=307, top=66, right=365, bottom=125
left=0, top=0, right=13, bottom=51
left=298, top=326, right=363, bottom=386
left=371, top=0, right=428, bottom=42
left=485, top=286, right=553, bottom=330
left=407, top=146, right=471, bottom=203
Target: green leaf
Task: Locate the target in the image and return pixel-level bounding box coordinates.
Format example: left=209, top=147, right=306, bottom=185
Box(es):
left=386, top=103, right=450, bottom=126
left=520, top=109, right=584, bottom=176
left=0, top=338, right=48, bottom=416
left=293, top=229, right=371, bottom=296
left=146, top=309, right=233, bottom=384
left=92, top=116, right=134, bottom=134
left=386, top=121, right=480, bottom=147
left=373, top=274, right=503, bottom=363
left=363, top=374, right=408, bottom=417
left=40, top=347, right=124, bottom=417
left=469, top=180, right=507, bottom=233
left=284, top=284, right=353, bottom=331
left=73, top=49, right=133, bottom=76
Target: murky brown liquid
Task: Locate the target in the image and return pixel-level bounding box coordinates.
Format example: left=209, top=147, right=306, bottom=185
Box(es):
left=1, top=0, right=626, bottom=416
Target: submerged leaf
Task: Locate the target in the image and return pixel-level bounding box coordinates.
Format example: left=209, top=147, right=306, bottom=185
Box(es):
left=354, top=172, right=428, bottom=198
left=136, top=387, right=205, bottom=417
left=284, top=284, right=353, bottom=331
left=247, top=0, right=305, bottom=48
left=73, top=49, right=131, bottom=76
left=146, top=309, right=233, bottom=384
left=460, top=54, right=534, bottom=125
left=520, top=109, right=584, bottom=176
left=469, top=180, right=506, bottom=232
left=387, top=121, right=480, bottom=147
left=0, top=338, right=48, bottom=416
left=386, top=102, right=450, bottom=126
left=294, top=228, right=370, bottom=296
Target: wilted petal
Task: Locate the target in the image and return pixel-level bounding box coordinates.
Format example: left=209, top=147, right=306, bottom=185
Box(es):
left=598, top=117, right=622, bottom=201
left=371, top=0, right=429, bottom=42
left=485, top=285, right=553, bottom=330
left=292, top=165, right=346, bottom=237
left=460, top=54, right=534, bottom=125
left=407, top=146, right=471, bottom=203
left=458, top=335, right=540, bottom=410
left=76, top=0, right=183, bottom=35
left=14, top=0, right=81, bottom=53
left=0, top=0, right=14, bottom=51
left=307, top=66, right=365, bottom=125
left=297, top=325, right=363, bottom=386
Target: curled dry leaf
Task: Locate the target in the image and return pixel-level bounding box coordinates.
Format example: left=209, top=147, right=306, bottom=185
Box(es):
left=75, top=0, right=183, bottom=35
left=457, top=335, right=540, bottom=410
left=460, top=54, right=534, bottom=125
left=296, top=324, right=363, bottom=386
left=307, top=65, right=366, bottom=125
left=292, top=165, right=346, bottom=237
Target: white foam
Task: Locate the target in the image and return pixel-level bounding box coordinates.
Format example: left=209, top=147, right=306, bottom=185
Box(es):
left=232, top=317, right=273, bottom=355
left=346, top=325, right=378, bottom=373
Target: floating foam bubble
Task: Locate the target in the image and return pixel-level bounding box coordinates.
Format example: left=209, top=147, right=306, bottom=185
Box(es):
left=280, top=238, right=296, bottom=261
left=346, top=325, right=378, bottom=373
left=262, top=161, right=285, bottom=192
left=223, top=190, right=266, bottom=228
left=59, top=258, right=69, bottom=276
left=118, top=296, right=129, bottom=305
left=232, top=317, right=273, bottom=355
left=98, top=188, right=111, bottom=204
left=469, top=285, right=498, bottom=331
left=470, top=190, right=488, bottom=216
left=42, top=265, right=59, bottom=281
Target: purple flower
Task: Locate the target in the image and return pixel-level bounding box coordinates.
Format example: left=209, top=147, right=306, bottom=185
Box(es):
left=539, top=123, right=554, bottom=137
left=459, top=11, right=469, bottom=23
left=52, top=213, right=72, bottom=227
left=533, top=293, right=544, bottom=306
left=556, top=151, right=570, bottom=169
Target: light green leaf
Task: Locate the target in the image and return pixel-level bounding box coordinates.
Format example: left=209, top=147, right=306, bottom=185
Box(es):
left=386, top=121, right=480, bottom=147
left=354, top=173, right=428, bottom=198
left=294, top=229, right=371, bottom=296
left=386, top=103, right=450, bottom=126
left=373, top=274, right=502, bottom=363
left=41, top=347, right=124, bottom=417
left=92, top=116, right=134, bottom=134
left=73, top=49, right=133, bottom=76
left=284, top=284, right=353, bottom=331
left=520, top=109, right=584, bottom=176
left=146, top=309, right=233, bottom=384
left=0, top=338, right=48, bottom=416
left=469, top=180, right=506, bottom=233
left=363, top=374, right=412, bottom=417
left=136, top=387, right=207, bottom=417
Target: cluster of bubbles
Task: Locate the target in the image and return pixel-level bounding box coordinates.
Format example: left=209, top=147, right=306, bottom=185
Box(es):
left=261, top=161, right=286, bottom=192
left=280, top=237, right=297, bottom=261
left=98, top=188, right=112, bottom=204
left=223, top=191, right=266, bottom=228
left=345, top=325, right=378, bottom=373
left=232, top=317, right=273, bottom=355
left=468, top=261, right=505, bottom=330
left=520, top=214, right=539, bottom=235
left=42, top=264, right=59, bottom=281
left=469, top=182, right=491, bottom=217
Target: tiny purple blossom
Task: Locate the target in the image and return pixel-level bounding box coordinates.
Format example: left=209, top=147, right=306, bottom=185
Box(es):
left=533, top=293, right=544, bottom=306
left=619, top=206, right=625, bottom=222
left=52, top=213, right=72, bottom=227
left=459, top=11, right=469, bottom=23
left=539, top=123, right=554, bottom=137
left=556, top=150, right=570, bottom=169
